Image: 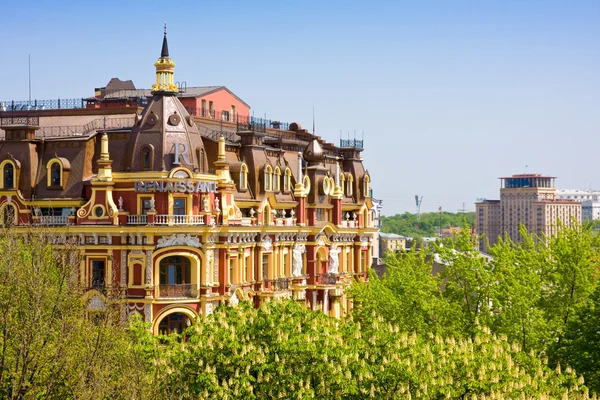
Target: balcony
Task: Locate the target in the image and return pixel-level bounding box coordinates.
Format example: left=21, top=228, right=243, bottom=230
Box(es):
left=39, top=215, right=70, bottom=226
left=273, top=277, right=290, bottom=291
left=155, top=215, right=205, bottom=226
left=316, top=273, right=338, bottom=285
left=127, top=215, right=147, bottom=225
left=158, top=284, right=198, bottom=299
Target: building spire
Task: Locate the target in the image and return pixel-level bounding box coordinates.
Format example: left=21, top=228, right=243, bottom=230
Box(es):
left=161, top=23, right=169, bottom=58
left=151, top=24, right=178, bottom=93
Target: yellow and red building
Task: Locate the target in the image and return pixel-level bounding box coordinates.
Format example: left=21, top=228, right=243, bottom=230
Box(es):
left=0, top=31, right=376, bottom=334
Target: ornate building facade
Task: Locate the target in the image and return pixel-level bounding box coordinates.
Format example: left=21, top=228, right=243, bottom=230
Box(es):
left=0, top=31, right=375, bottom=334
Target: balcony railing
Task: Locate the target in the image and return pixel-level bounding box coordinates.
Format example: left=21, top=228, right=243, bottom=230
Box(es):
left=273, top=277, right=291, bottom=291
left=127, top=215, right=147, bottom=225
left=158, top=284, right=198, bottom=299
left=0, top=98, right=85, bottom=111
left=316, top=273, right=338, bottom=285
left=39, top=215, right=69, bottom=226
left=155, top=215, right=205, bottom=225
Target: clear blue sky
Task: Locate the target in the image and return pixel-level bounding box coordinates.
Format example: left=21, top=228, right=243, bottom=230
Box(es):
left=2, top=1, right=599, bottom=216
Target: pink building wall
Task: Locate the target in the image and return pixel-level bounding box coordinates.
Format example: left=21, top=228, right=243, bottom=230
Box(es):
left=180, top=88, right=250, bottom=120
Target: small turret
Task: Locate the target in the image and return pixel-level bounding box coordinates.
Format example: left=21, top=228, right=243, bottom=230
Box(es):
left=151, top=24, right=178, bottom=93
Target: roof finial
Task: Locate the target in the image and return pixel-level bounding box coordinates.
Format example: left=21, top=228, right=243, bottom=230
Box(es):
left=161, top=23, right=169, bottom=58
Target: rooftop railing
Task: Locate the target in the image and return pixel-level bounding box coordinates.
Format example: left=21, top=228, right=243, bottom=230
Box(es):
left=0, top=98, right=85, bottom=111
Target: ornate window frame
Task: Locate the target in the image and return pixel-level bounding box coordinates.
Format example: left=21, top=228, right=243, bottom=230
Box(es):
left=283, top=168, right=292, bottom=192
left=273, top=166, right=281, bottom=193
left=0, top=159, right=19, bottom=190
left=141, top=144, right=154, bottom=171
left=239, top=163, right=248, bottom=191
left=46, top=157, right=70, bottom=189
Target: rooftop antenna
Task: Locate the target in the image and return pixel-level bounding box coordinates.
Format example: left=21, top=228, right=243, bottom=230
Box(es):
left=415, top=195, right=423, bottom=219
left=28, top=54, right=31, bottom=104
left=312, top=106, right=315, bottom=134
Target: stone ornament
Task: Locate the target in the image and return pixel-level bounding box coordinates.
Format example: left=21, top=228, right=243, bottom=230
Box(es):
left=261, top=235, right=273, bottom=251
left=156, top=233, right=202, bottom=248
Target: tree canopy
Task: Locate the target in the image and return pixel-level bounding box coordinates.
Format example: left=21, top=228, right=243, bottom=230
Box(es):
left=381, top=211, right=475, bottom=238
left=351, top=223, right=600, bottom=395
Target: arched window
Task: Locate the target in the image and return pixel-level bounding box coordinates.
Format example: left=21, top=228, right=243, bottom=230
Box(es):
left=240, top=163, right=248, bottom=190
left=51, top=163, right=61, bottom=186
left=363, top=175, right=371, bottom=197
left=3, top=163, right=14, bottom=189
left=141, top=145, right=154, bottom=171
left=346, top=174, right=354, bottom=197
left=273, top=167, right=281, bottom=192
left=284, top=168, right=292, bottom=192
left=264, top=165, right=273, bottom=191
left=158, top=312, right=191, bottom=336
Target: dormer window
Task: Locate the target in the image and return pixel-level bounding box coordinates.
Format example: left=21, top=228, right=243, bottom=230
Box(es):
left=284, top=168, right=292, bottom=192
left=51, top=163, right=60, bottom=186
left=46, top=158, right=70, bottom=189
left=264, top=165, right=273, bottom=191
left=141, top=145, right=154, bottom=171
left=3, top=163, right=14, bottom=189
left=346, top=174, right=354, bottom=197
left=363, top=175, right=371, bottom=197
left=273, top=167, right=281, bottom=192
left=240, top=163, right=248, bottom=190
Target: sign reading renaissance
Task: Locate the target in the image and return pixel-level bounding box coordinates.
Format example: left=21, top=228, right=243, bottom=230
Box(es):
left=134, top=180, right=217, bottom=193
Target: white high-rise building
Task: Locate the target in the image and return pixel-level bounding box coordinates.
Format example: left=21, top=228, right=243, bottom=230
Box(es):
left=556, top=189, right=600, bottom=222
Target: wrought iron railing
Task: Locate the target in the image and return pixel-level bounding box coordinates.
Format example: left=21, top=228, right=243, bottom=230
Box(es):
left=340, top=138, right=364, bottom=149
left=237, top=116, right=290, bottom=133
left=316, top=273, right=338, bottom=285
left=0, top=116, right=136, bottom=139
left=158, top=284, right=198, bottom=298
left=0, top=98, right=85, bottom=111
left=127, top=215, right=147, bottom=225
left=273, top=277, right=290, bottom=291
left=155, top=214, right=205, bottom=225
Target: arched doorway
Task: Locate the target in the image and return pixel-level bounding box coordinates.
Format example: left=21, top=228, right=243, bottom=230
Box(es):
left=157, top=312, right=190, bottom=335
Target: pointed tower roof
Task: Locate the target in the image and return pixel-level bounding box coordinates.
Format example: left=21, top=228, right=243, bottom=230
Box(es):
left=161, top=24, right=169, bottom=57
left=151, top=24, right=178, bottom=94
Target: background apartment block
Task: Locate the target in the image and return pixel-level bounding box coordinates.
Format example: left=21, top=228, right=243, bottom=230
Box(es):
left=476, top=174, right=581, bottom=252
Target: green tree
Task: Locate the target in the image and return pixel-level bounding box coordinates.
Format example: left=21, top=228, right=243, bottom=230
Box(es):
left=148, top=299, right=593, bottom=399
left=0, top=231, right=153, bottom=399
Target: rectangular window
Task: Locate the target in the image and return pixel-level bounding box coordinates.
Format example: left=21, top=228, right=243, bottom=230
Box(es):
left=222, top=111, right=230, bottom=122
left=316, top=208, right=326, bottom=221
left=141, top=198, right=153, bottom=215
left=282, top=252, right=288, bottom=277
left=262, top=254, right=269, bottom=280
left=91, top=260, right=105, bottom=290
left=173, top=198, right=186, bottom=215
left=231, top=105, right=236, bottom=121
left=201, top=99, right=206, bottom=117
left=228, top=258, right=235, bottom=285
left=209, top=101, right=214, bottom=118
left=245, top=255, right=251, bottom=282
